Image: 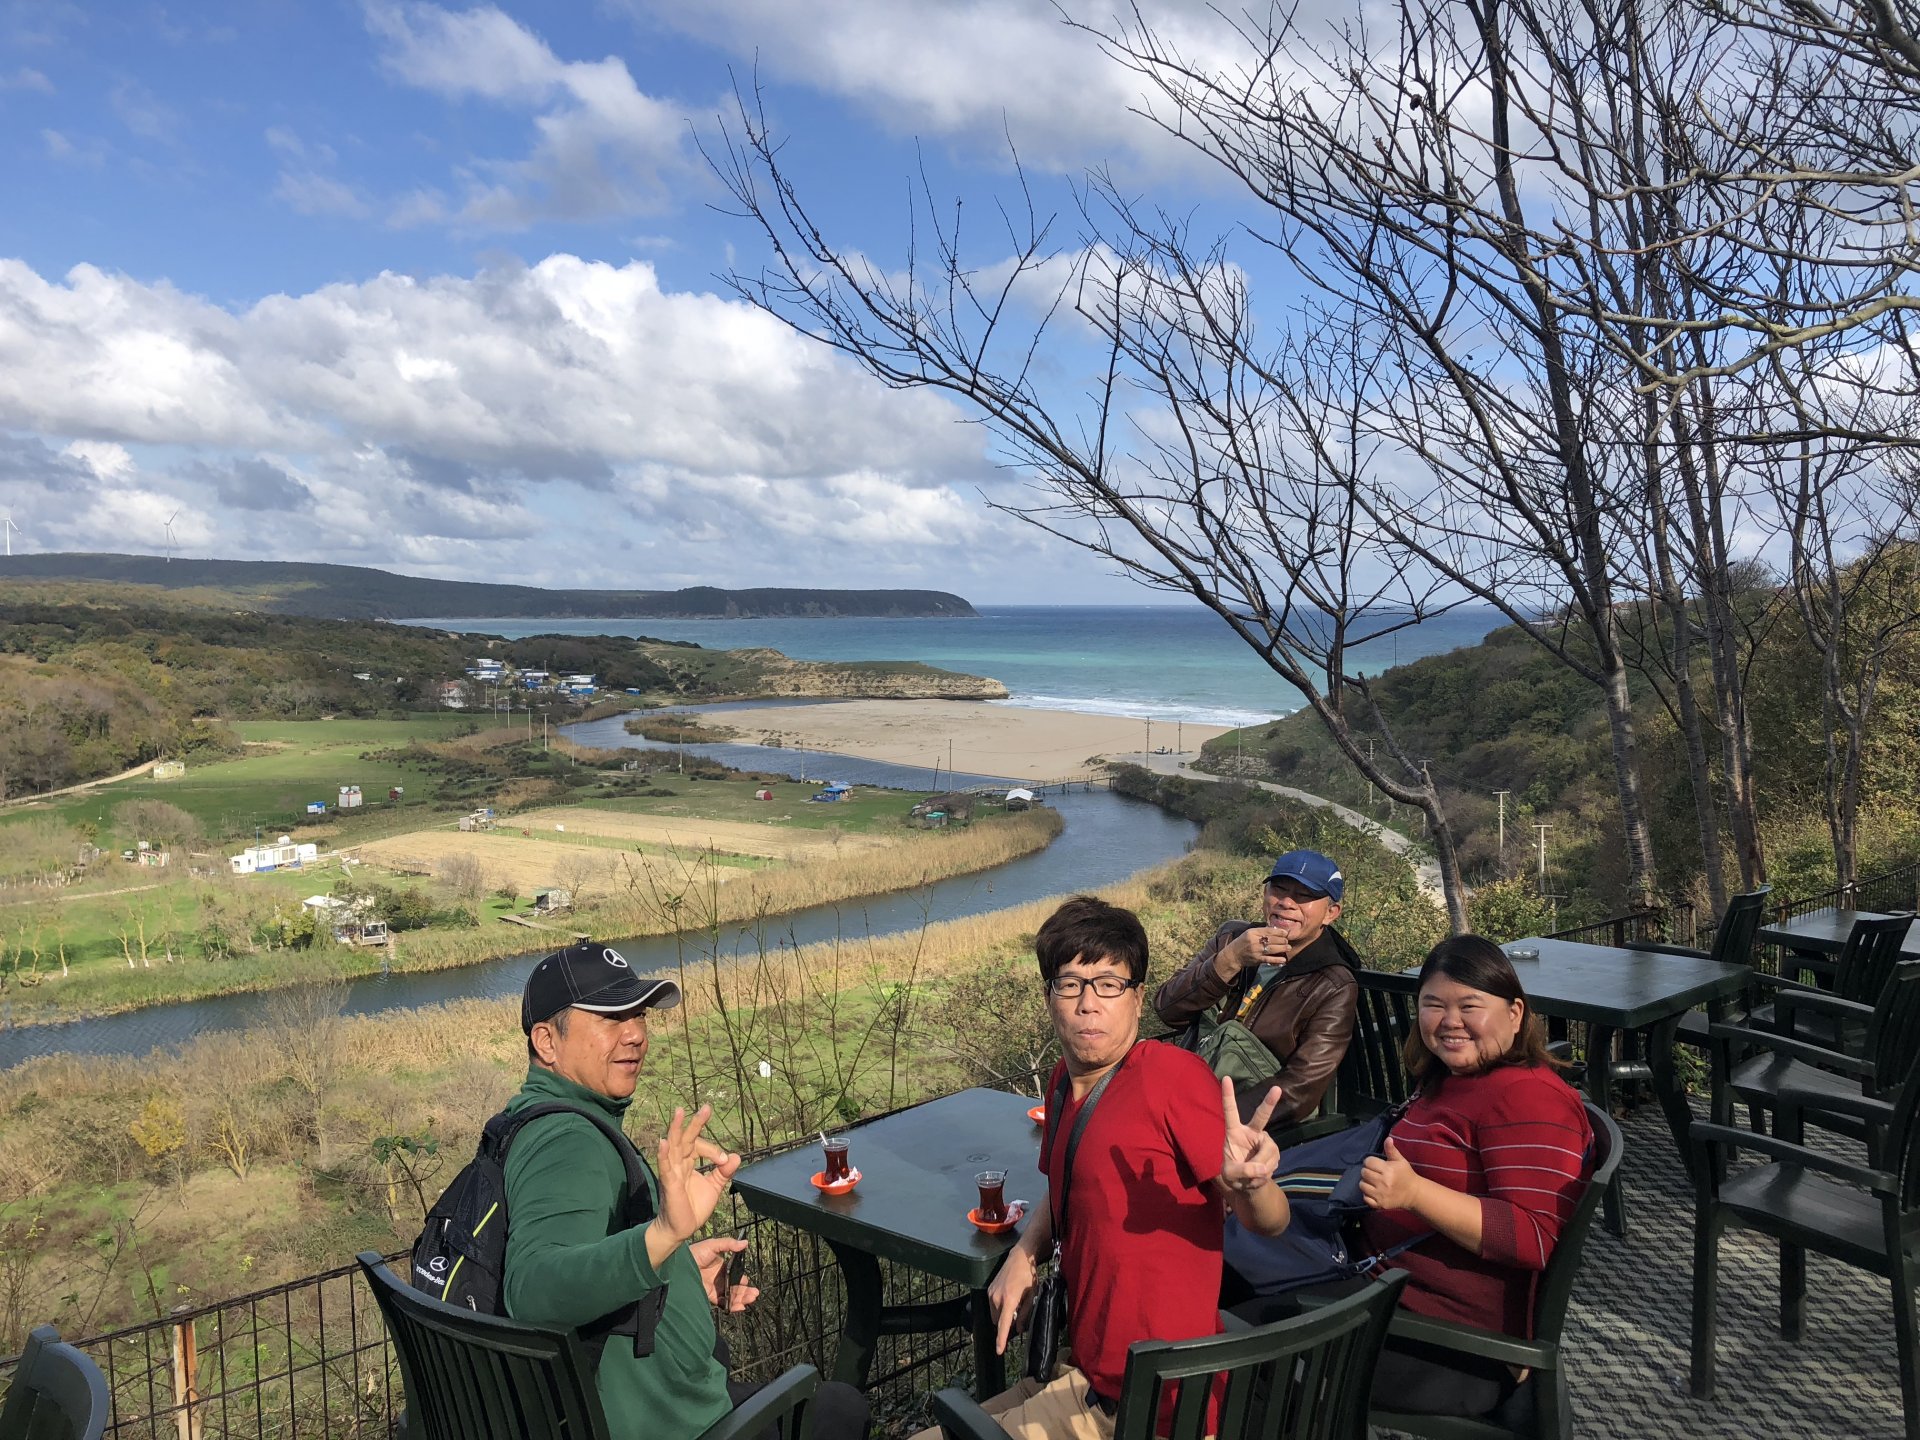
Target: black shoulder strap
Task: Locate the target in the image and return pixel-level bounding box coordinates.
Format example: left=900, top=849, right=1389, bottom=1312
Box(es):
left=492, top=1102, right=653, bottom=1221
left=1045, top=1053, right=1124, bottom=1245
left=493, top=1101, right=666, bottom=1360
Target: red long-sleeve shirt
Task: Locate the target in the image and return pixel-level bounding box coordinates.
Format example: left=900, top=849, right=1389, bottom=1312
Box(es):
left=1360, top=1063, right=1593, bottom=1337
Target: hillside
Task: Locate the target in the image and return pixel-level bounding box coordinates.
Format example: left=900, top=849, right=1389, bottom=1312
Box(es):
left=1200, top=613, right=1920, bottom=918
left=0, top=554, right=978, bottom=620
left=0, top=598, right=1004, bottom=801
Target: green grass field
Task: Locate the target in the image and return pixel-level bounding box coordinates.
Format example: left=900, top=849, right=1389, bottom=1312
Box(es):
left=1, top=714, right=484, bottom=852
left=585, top=780, right=931, bottom=834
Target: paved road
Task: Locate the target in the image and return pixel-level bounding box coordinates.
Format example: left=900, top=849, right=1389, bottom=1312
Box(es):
left=1101, top=750, right=1445, bottom=901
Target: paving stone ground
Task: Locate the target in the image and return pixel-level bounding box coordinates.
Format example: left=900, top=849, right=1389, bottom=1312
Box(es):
left=1501, top=1098, right=1909, bottom=1440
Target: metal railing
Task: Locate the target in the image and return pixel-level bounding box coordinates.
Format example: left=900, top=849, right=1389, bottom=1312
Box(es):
left=11, top=867, right=1920, bottom=1437
left=0, top=1077, right=1045, bottom=1438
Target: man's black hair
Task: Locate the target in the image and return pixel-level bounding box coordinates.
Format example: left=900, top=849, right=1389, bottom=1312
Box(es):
left=1034, top=895, right=1150, bottom=985
left=525, top=1005, right=572, bottom=1065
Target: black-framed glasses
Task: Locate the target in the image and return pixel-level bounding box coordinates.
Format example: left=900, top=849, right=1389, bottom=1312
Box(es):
left=1046, top=975, right=1142, bottom=999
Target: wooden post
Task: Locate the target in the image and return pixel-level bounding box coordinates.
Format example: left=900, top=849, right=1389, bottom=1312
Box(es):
left=170, top=1305, right=203, bottom=1440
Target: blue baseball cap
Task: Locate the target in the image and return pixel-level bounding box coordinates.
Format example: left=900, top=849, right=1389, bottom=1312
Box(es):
left=1266, top=850, right=1343, bottom=902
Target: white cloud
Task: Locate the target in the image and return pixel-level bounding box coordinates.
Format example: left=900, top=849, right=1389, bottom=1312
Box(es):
left=365, top=1, right=696, bottom=227
left=0, top=66, right=52, bottom=92
left=276, top=170, right=372, bottom=219
left=0, top=253, right=1041, bottom=586
left=638, top=0, right=1256, bottom=178
left=63, top=439, right=133, bottom=479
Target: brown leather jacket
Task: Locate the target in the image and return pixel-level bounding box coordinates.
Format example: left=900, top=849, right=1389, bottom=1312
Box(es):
left=1152, top=921, right=1360, bottom=1128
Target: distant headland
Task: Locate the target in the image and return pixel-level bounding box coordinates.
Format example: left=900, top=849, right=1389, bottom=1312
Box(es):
left=0, top=553, right=978, bottom=621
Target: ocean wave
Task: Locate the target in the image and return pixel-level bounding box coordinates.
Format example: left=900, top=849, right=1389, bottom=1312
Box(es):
left=990, top=694, right=1292, bottom=729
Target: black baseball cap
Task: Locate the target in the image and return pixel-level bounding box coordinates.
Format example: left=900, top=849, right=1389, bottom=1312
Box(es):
left=520, top=941, right=682, bottom=1033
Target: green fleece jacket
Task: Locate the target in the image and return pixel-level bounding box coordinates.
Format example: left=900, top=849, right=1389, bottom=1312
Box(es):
left=502, top=1066, right=729, bottom=1440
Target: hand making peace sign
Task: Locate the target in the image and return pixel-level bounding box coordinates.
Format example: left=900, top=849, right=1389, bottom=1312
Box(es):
left=1217, top=1077, right=1282, bottom=1193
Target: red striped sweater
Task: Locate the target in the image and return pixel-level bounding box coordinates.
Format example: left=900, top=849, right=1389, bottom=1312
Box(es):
left=1359, top=1063, right=1593, bottom=1338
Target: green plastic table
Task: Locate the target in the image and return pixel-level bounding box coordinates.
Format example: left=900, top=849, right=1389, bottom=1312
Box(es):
left=1758, top=907, right=1920, bottom=963
left=731, top=1088, right=1045, bottom=1398
left=1506, top=937, right=1751, bottom=1233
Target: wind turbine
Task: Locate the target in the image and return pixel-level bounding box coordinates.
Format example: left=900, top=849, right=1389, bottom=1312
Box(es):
left=2, top=516, right=16, bottom=558
left=163, top=511, right=179, bottom=561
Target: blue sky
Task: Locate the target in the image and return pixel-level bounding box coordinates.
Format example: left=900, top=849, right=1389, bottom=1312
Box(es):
left=0, top=0, right=1274, bottom=604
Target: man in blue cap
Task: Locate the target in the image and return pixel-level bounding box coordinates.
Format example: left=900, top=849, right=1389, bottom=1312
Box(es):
left=1152, top=849, right=1359, bottom=1132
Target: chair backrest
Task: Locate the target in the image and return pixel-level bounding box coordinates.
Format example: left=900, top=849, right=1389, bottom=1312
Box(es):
left=356, top=1252, right=612, bottom=1440
left=1529, top=1103, right=1623, bottom=1351
left=1709, top=886, right=1771, bottom=967
left=1865, top=962, right=1920, bottom=1098
left=1836, top=914, right=1916, bottom=1006
left=0, top=1325, right=109, bottom=1440
left=1333, top=971, right=1419, bottom=1119
left=1113, top=1272, right=1408, bottom=1440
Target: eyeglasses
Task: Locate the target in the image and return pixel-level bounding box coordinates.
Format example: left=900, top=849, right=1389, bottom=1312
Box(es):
left=1046, top=975, right=1142, bottom=999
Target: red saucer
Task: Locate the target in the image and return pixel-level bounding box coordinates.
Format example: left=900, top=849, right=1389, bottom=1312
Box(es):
left=1027, top=1105, right=1046, bottom=1125
left=967, top=1201, right=1026, bottom=1234
left=810, top=1168, right=861, bottom=1195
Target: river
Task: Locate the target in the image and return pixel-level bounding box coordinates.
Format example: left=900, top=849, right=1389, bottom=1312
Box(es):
left=0, top=721, right=1197, bottom=1067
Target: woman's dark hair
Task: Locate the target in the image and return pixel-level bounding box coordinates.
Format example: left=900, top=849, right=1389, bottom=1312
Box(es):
left=1402, top=933, right=1562, bottom=1091
left=1034, top=895, right=1150, bottom=984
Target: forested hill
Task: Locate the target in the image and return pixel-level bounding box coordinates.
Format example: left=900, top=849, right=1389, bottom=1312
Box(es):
left=0, top=555, right=977, bottom=621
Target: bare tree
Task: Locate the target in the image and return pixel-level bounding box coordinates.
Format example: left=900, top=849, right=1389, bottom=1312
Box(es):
left=711, top=97, right=1476, bottom=926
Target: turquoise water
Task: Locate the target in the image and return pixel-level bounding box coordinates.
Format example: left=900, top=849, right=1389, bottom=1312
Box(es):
left=413, top=605, right=1505, bottom=727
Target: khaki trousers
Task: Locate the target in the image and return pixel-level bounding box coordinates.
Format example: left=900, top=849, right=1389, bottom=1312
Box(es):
left=909, top=1368, right=1115, bottom=1440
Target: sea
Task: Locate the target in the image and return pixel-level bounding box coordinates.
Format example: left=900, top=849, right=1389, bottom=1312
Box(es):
left=409, top=604, right=1507, bottom=728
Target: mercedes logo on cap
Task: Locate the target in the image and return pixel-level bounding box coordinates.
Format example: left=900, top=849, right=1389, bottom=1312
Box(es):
left=603, top=947, right=629, bottom=968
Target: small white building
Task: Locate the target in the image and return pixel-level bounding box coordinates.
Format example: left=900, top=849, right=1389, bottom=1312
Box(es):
left=151, top=760, right=186, bottom=780
left=338, top=785, right=363, bottom=809
left=229, top=837, right=320, bottom=875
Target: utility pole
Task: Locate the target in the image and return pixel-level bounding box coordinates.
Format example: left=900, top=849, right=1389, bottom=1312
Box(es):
left=1495, top=791, right=1510, bottom=866
left=1534, top=823, right=1552, bottom=895
left=542, top=711, right=548, bottom=752
left=948, top=737, right=955, bottom=782
left=1144, top=718, right=1152, bottom=760
left=1175, top=721, right=1183, bottom=757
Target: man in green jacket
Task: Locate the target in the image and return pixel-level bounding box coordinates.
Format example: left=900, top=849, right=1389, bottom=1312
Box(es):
left=505, top=940, right=868, bottom=1440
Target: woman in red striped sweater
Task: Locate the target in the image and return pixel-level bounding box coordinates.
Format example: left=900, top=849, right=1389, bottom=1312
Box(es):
left=1355, top=933, right=1595, bottom=1418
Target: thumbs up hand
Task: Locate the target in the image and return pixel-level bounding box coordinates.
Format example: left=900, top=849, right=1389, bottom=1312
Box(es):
left=1359, top=1134, right=1422, bottom=1211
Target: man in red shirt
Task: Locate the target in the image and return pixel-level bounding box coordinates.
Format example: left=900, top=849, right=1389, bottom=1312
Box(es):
left=935, top=895, right=1291, bottom=1440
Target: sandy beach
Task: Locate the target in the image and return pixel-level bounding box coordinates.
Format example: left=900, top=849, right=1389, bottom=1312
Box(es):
left=698, top=699, right=1227, bottom=782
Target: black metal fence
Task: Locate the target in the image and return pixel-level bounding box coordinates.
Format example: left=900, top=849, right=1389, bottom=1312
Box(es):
left=0, top=1079, right=1042, bottom=1439
left=11, top=868, right=1920, bottom=1437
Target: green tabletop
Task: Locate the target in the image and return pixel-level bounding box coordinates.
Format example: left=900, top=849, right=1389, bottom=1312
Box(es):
left=732, top=1088, right=1046, bottom=1285
left=1507, top=937, right=1751, bottom=1028
left=1757, top=907, right=1920, bottom=959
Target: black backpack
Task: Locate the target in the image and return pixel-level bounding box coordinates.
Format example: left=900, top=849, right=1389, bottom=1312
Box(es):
left=410, top=1101, right=668, bottom=1359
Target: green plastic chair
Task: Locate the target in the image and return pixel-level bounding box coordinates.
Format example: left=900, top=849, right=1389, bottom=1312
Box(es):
left=1366, top=1103, right=1623, bottom=1440
left=0, top=1325, right=109, bottom=1440
left=357, top=1252, right=819, bottom=1440
left=1746, top=912, right=1915, bottom=1050
left=1690, top=973, right=1920, bottom=1440
left=1711, top=960, right=1920, bottom=1158
left=1616, top=884, right=1771, bottom=1062
left=931, top=1273, right=1406, bottom=1440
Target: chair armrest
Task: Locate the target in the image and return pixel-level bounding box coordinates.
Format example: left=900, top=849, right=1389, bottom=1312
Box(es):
left=1773, top=989, right=1875, bottom=1023
left=932, top=1387, right=1015, bottom=1440
left=1633, top=942, right=1709, bottom=961
left=1707, top=1022, right=1873, bottom=1077
left=1688, top=1122, right=1895, bottom=1193
left=1386, top=1311, right=1555, bottom=1371
left=700, top=1365, right=819, bottom=1440
left=1748, top=971, right=1819, bottom=994
left=1775, top=1086, right=1895, bottom=1127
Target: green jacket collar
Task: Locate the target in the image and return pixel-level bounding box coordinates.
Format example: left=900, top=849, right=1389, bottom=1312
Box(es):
left=517, top=1063, right=634, bottom=1122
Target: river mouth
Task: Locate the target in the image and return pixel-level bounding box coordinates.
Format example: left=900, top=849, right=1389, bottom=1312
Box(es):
left=0, top=730, right=1197, bottom=1068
